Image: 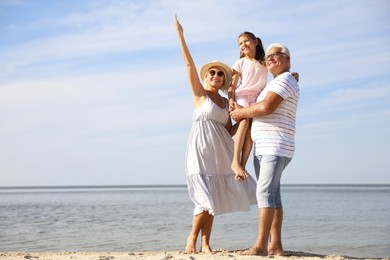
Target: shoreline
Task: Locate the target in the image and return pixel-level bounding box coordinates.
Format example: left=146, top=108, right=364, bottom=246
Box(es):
left=1, top=250, right=387, bottom=260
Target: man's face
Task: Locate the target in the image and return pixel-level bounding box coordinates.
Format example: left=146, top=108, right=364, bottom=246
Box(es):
left=266, top=47, right=290, bottom=76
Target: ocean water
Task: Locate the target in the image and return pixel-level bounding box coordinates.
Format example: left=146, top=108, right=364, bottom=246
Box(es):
left=0, top=185, right=389, bottom=259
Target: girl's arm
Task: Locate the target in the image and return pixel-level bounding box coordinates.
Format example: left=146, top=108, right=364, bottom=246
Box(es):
left=174, top=15, right=205, bottom=107
left=228, top=70, right=240, bottom=112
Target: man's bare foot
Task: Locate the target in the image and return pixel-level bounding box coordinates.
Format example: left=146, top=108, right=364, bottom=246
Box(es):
left=239, top=247, right=267, bottom=256
left=200, top=244, right=213, bottom=253
left=184, top=236, right=197, bottom=253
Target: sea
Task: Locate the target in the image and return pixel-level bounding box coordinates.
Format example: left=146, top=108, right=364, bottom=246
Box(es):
left=0, top=184, right=389, bottom=259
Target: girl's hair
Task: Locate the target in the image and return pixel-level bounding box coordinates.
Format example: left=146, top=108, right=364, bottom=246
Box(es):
left=238, top=31, right=265, bottom=64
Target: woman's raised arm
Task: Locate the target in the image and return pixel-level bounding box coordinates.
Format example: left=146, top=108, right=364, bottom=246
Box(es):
left=175, top=15, right=205, bottom=103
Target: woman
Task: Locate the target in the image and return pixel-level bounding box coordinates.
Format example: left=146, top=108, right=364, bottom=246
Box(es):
left=174, top=16, right=257, bottom=254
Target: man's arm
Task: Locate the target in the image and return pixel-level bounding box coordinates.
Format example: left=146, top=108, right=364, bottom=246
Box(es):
left=230, top=91, right=284, bottom=121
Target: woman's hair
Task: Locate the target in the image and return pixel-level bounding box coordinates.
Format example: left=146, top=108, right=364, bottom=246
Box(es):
left=238, top=31, right=265, bottom=63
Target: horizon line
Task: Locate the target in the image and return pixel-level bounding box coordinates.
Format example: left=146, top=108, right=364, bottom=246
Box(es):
left=1, top=183, right=389, bottom=190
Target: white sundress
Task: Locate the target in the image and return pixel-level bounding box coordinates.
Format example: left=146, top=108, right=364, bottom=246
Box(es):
left=186, top=95, right=257, bottom=216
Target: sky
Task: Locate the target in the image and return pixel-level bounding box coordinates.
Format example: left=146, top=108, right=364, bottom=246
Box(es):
left=0, top=0, right=389, bottom=187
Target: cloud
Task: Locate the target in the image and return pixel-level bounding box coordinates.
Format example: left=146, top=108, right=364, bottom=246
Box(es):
left=318, top=84, right=390, bottom=107
left=1, top=0, right=390, bottom=185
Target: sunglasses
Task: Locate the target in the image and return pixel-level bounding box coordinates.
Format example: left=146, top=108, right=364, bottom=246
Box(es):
left=208, top=69, right=225, bottom=77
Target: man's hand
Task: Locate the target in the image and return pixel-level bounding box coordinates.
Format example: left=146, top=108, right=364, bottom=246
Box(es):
left=230, top=102, right=244, bottom=122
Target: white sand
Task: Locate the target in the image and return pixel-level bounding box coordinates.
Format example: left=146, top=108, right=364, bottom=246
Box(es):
left=1, top=250, right=386, bottom=260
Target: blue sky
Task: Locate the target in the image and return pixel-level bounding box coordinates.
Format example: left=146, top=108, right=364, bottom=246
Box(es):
left=0, top=0, right=389, bottom=186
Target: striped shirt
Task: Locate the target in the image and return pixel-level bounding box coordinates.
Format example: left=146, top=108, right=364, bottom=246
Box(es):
left=251, top=72, right=299, bottom=158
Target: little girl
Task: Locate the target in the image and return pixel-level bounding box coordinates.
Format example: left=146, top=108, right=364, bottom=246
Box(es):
left=229, top=32, right=299, bottom=178
left=228, top=31, right=267, bottom=178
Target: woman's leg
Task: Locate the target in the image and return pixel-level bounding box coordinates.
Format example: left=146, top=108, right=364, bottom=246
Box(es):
left=200, top=214, right=214, bottom=253
left=185, top=211, right=212, bottom=253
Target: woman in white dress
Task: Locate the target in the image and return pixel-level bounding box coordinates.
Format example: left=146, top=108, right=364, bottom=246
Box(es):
left=175, top=16, right=257, bottom=254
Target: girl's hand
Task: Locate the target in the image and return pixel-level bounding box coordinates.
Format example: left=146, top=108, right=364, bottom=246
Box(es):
left=234, top=171, right=248, bottom=182
left=228, top=99, right=235, bottom=112
left=291, top=72, right=299, bottom=82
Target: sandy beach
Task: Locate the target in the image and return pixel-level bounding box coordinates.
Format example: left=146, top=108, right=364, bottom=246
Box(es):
left=1, top=250, right=387, bottom=260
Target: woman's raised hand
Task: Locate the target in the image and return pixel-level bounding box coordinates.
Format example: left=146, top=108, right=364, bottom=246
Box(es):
left=174, top=15, right=183, bottom=34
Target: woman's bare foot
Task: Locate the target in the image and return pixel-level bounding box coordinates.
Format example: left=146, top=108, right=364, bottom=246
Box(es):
left=200, top=244, right=213, bottom=253
left=268, top=246, right=284, bottom=256
left=184, top=235, right=197, bottom=253
left=239, top=247, right=267, bottom=256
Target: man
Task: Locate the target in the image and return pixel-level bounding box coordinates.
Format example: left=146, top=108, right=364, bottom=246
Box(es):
left=230, top=43, right=299, bottom=256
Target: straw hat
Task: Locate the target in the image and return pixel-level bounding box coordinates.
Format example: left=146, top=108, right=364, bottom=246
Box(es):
left=200, top=60, right=232, bottom=92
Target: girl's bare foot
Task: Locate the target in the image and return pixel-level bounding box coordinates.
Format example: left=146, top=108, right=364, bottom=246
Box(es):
left=184, top=235, right=197, bottom=253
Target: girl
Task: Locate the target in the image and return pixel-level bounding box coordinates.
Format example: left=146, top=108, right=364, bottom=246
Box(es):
left=228, top=32, right=267, bottom=178
left=229, top=32, right=299, bottom=177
